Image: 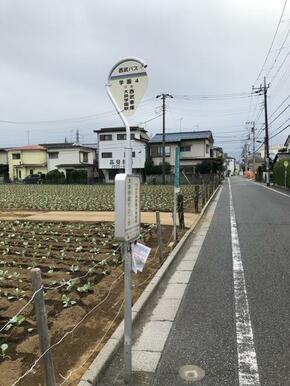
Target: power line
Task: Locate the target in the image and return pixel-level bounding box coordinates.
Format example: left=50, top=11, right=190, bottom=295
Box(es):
left=254, top=0, right=289, bottom=84
left=269, top=103, right=290, bottom=125
left=270, top=123, right=290, bottom=139
left=0, top=97, right=156, bottom=126
left=269, top=93, right=290, bottom=118
left=266, top=27, right=290, bottom=79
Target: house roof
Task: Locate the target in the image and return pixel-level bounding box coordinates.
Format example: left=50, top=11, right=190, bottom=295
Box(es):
left=149, top=130, right=213, bottom=144
left=94, top=126, right=147, bottom=133
left=284, top=135, right=290, bottom=147
left=213, top=146, right=223, bottom=152
left=40, top=143, right=96, bottom=151
left=9, top=145, right=46, bottom=151
left=273, top=152, right=290, bottom=163
left=56, top=163, right=94, bottom=168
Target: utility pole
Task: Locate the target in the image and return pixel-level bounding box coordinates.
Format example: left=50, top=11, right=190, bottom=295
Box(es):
left=246, top=121, right=256, bottom=176
left=252, top=123, right=256, bottom=177
left=252, top=78, right=270, bottom=185
left=26, top=130, right=30, bottom=145
left=156, top=93, right=173, bottom=185
left=263, top=77, right=270, bottom=186
left=76, top=129, right=80, bottom=144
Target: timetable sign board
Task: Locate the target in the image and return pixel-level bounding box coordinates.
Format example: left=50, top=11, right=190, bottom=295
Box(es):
left=115, top=174, right=140, bottom=241
left=108, top=59, right=148, bottom=117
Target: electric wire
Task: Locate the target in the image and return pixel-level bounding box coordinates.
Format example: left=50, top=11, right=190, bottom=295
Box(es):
left=254, top=0, right=289, bottom=84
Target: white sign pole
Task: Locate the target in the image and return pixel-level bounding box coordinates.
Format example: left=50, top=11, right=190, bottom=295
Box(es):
left=106, top=57, right=147, bottom=384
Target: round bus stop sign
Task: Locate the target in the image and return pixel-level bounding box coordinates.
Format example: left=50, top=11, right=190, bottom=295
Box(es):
left=284, top=160, right=289, bottom=168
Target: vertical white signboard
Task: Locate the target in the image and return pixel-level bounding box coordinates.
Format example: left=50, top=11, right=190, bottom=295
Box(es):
left=115, top=174, right=140, bottom=241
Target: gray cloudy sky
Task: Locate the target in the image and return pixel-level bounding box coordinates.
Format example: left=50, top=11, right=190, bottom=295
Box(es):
left=0, top=0, right=289, bottom=157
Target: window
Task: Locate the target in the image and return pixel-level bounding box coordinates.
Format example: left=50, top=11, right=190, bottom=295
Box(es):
left=18, top=170, right=21, bottom=179
left=12, top=153, right=20, bottom=160
left=30, top=169, right=34, bottom=175
left=132, top=151, right=135, bottom=158
left=157, top=146, right=170, bottom=157
left=100, top=134, right=112, bottom=141
left=48, top=152, right=59, bottom=159
left=180, top=146, right=191, bottom=152
left=116, top=133, right=135, bottom=140
left=81, top=152, right=88, bottom=163
left=101, top=152, right=112, bottom=158
left=206, top=144, right=209, bottom=154
left=117, top=134, right=126, bottom=140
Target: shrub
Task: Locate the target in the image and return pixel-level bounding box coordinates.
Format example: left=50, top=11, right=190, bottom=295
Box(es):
left=46, top=169, right=66, bottom=184
left=66, top=169, right=88, bottom=184
left=273, top=159, right=290, bottom=188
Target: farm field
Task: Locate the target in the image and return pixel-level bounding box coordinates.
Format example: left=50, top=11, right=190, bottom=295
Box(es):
left=0, top=219, right=176, bottom=386
left=0, top=184, right=196, bottom=212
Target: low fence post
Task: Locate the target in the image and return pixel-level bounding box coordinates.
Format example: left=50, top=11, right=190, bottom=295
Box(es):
left=194, top=185, right=200, bottom=213
left=156, top=211, right=163, bottom=263
left=31, top=268, right=56, bottom=386
left=202, top=183, right=206, bottom=207
left=177, top=193, right=185, bottom=231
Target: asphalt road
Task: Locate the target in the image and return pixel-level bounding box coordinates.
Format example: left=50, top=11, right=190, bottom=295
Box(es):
left=153, top=177, right=290, bottom=386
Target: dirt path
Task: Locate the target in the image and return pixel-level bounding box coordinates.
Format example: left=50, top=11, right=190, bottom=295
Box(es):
left=0, top=210, right=198, bottom=228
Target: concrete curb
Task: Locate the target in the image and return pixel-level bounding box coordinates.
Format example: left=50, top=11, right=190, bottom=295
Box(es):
left=78, top=184, right=222, bottom=386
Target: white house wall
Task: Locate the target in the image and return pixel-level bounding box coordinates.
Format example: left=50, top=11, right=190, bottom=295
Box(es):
left=151, top=140, right=211, bottom=167
left=47, top=148, right=95, bottom=172
left=0, top=152, right=8, bottom=165
left=98, top=137, right=146, bottom=170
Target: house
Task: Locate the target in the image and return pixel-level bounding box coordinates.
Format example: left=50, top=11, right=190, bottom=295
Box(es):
left=41, top=142, right=97, bottom=182
left=149, top=130, right=214, bottom=173
left=0, top=149, right=9, bottom=182
left=260, top=144, right=285, bottom=160
left=94, top=126, right=149, bottom=183
left=273, top=151, right=290, bottom=164
left=7, top=145, right=47, bottom=182
left=224, top=156, right=236, bottom=176
left=213, top=146, right=224, bottom=159
left=284, top=135, right=290, bottom=151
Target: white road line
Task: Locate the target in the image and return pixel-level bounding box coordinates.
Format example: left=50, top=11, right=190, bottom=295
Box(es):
left=250, top=180, right=290, bottom=198
left=228, top=178, right=260, bottom=386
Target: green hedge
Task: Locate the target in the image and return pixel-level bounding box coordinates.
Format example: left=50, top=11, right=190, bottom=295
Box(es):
left=273, top=159, right=290, bottom=188
left=45, top=169, right=66, bottom=184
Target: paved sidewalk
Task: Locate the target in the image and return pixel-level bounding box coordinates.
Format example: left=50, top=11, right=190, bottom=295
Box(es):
left=98, top=188, right=222, bottom=385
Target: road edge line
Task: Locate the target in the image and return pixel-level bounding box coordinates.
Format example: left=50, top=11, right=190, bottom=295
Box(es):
left=78, top=183, right=222, bottom=386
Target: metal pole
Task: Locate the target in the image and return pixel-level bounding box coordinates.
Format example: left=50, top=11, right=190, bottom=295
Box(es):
left=106, top=71, right=134, bottom=384
left=156, top=211, right=163, bottom=263
left=263, top=77, right=270, bottom=186
left=123, top=242, right=132, bottom=383
left=162, top=95, right=166, bottom=185
left=252, top=123, right=256, bottom=178
left=173, top=187, right=177, bottom=242
left=285, top=167, right=287, bottom=189
left=31, top=268, right=55, bottom=386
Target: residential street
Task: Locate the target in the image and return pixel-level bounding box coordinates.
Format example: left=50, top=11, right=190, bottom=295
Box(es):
left=154, top=177, right=290, bottom=386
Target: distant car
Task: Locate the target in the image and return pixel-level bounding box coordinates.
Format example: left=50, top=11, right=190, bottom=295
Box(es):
left=23, top=174, right=44, bottom=184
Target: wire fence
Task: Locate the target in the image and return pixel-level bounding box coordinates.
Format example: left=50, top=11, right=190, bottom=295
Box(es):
left=1, top=179, right=220, bottom=386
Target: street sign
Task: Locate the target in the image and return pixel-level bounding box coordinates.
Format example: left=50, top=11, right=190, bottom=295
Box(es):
left=108, top=59, right=148, bottom=117
left=106, top=57, right=147, bottom=384
left=284, top=160, right=288, bottom=168
left=115, top=174, right=140, bottom=242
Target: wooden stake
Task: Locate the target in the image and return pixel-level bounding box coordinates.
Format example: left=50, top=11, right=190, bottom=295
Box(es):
left=31, top=268, right=56, bottom=386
